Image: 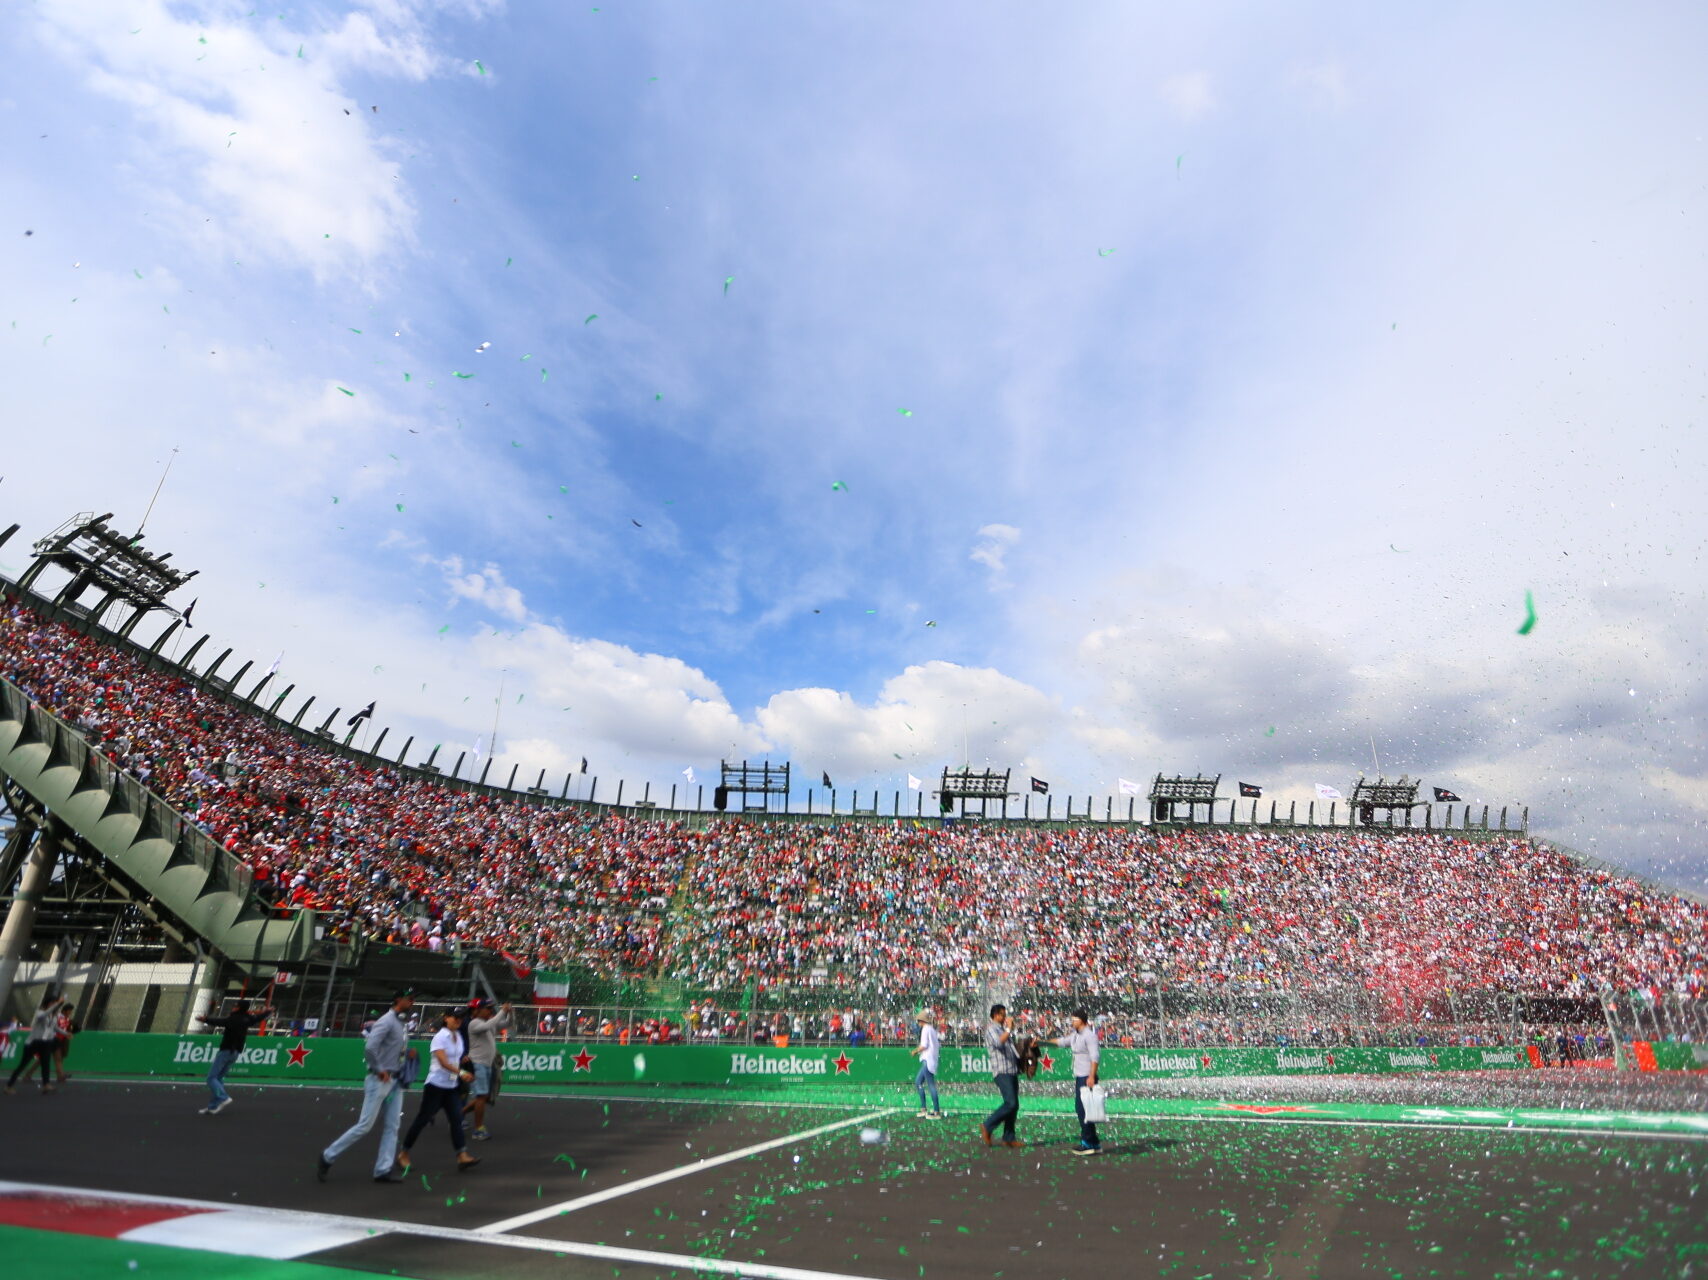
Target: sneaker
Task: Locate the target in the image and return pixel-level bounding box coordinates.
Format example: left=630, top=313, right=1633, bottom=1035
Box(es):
left=209, top=1098, right=232, bottom=1114
left=470, top=1128, right=491, bottom=1141
left=456, top=1156, right=481, bottom=1172
left=373, top=1169, right=405, bottom=1183
left=915, top=1110, right=929, bottom=1119
left=1071, top=1144, right=1100, bottom=1157
left=978, top=1125, right=993, bottom=1146
left=316, top=1155, right=332, bottom=1182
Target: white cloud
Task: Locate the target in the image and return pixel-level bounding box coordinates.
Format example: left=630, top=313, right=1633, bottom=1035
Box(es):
left=1159, top=71, right=1216, bottom=120
left=969, top=523, right=1021, bottom=584
left=757, top=661, right=1060, bottom=777
left=434, top=555, right=529, bottom=622
left=30, top=0, right=464, bottom=280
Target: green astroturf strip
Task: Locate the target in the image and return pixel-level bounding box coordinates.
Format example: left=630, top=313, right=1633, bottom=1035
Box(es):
left=81, top=1075, right=1708, bottom=1135
left=0, top=1225, right=428, bottom=1280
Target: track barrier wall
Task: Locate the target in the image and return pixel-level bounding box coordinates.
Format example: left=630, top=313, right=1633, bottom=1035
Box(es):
left=28, top=1031, right=1707, bottom=1086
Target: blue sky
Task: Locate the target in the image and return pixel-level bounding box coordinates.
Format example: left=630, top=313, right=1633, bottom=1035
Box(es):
left=4, top=1, right=1706, bottom=886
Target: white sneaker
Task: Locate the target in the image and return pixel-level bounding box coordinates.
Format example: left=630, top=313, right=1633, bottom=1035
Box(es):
left=210, top=1098, right=233, bottom=1115
left=915, top=1110, right=929, bottom=1118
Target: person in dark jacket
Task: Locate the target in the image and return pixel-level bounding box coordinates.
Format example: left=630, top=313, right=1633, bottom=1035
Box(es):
left=196, top=1000, right=273, bottom=1115
left=5, top=993, right=66, bottom=1094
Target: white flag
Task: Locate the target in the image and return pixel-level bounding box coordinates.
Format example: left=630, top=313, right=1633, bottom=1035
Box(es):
left=683, top=766, right=696, bottom=785
left=1315, top=783, right=1343, bottom=800
left=472, top=736, right=485, bottom=760
left=1117, top=778, right=1141, bottom=797
left=267, top=650, right=283, bottom=675
left=907, top=774, right=921, bottom=791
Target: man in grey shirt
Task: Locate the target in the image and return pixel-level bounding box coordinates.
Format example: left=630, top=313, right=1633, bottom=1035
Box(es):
left=979, top=1004, right=1023, bottom=1148
left=318, top=989, right=414, bottom=1183
left=1052, top=1010, right=1102, bottom=1154
left=462, top=997, right=511, bottom=1141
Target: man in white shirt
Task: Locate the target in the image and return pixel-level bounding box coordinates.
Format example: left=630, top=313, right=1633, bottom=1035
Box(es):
left=1052, top=1009, right=1102, bottom=1155
left=909, top=1009, right=945, bottom=1119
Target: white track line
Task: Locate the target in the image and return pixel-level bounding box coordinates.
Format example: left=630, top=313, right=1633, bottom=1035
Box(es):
left=0, top=1181, right=884, bottom=1280
left=474, top=1107, right=896, bottom=1234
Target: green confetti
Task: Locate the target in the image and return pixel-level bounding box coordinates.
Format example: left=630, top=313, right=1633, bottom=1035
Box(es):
left=296, top=44, right=303, bottom=57
left=559, top=484, right=568, bottom=492
left=654, top=393, right=662, bottom=400
left=1389, top=543, right=1407, bottom=552
left=474, top=60, right=486, bottom=75
left=506, top=257, right=513, bottom=267
left=337, top=386, right=355, bottom=396
left=349, top=327, right=362, bottom=334
left=1098, top=248, right=1116, bottom=257
left=437, top=624, right=449, bottom=634
left=331, top=496, right=339, bottom=504
left=584, top=314, right=597, bottom=324
left=541, top=368, right=548, bottom=382
left=395, top=503, right=405, bottom=512
left=403, top=372, right=411, bottom=381
left=134, top=268, right=143, bottom=278
left=520, top=353, right=532, bottom=360
left=925, top=620, right=937, bottom=627
left=1517, top=589, right=1538, bottom=635
left=1265, top=725, right=1276, bottom=736
left=453, top=371, right=473, bottom=378
left=723, top=275, right=734, bottom=294
left=831, top=481, right=848, bottom=491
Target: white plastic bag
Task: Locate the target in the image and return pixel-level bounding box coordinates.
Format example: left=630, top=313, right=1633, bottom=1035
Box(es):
left=1080, top=1084, right=1108, bottom=1122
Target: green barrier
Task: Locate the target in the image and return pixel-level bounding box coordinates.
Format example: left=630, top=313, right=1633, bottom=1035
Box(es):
left=1648, top=1041, right=1708, bottom=1071
left=28, top=1031, right=1542, bottom=1086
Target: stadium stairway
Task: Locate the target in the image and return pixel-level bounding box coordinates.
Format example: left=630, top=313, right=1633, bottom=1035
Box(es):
left=0, top=675, right=313, bottom=971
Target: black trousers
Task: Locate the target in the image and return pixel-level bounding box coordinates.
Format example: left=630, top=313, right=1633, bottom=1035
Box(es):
left=402, top=1083, right=467, bottom=1153
left=7, top=1041, right=53, bottom=1088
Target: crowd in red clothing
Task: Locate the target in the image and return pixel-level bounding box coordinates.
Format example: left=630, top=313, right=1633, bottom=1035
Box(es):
left=4, top=595, right=1705, bottom=1008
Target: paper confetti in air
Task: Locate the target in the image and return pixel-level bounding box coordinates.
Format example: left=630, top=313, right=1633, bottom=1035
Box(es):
left=337, top=387, right=355, bottom=396
left=831, top=481, right=848, bottom=491
left=1517, top=590, right=1538, bottom=635
left=474, top=60, right=486, bottom=75
left=584, top=314, right=597, bottom=324
left=453, top=371, right=473, bottom=379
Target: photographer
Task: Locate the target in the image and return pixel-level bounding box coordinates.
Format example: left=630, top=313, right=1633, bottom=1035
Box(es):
left=978, top=1004, right=1022, bottom=1148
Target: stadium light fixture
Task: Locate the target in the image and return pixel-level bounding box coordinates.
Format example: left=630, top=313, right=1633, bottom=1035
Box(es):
left=20, top=511, right=197, bottom=631
left=1349, top=776, right=1424, bottom=827
left=1148, top=773, right=1220, bottom=824
left=718, top=759, right=791, bottom=813
left=937, top=767, right=1014, bottom=819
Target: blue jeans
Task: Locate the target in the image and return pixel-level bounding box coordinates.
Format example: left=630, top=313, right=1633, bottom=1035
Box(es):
left=984, top=1073, right=1019, bottom=1141
left=206, top=1049, right=240, bottom=1104
left=915, top=1062, right=940, bottom=1113
left=323, top=1074, right=405, bottom=1177
left=1074, top=1075, right=1100, bottom=1148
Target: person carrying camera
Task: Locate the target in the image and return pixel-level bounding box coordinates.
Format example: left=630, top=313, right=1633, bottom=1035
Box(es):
left=978, top=1004, right=1023, bottom=1147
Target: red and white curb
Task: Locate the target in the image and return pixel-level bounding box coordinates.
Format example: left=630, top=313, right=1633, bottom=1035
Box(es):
left=0, top=1183, right=370, bottom=1259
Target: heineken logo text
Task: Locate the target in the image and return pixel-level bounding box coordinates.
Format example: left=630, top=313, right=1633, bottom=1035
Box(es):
left=502, top=1050, right=564, bottom=1072
left=730, top=1054, right=827, bottom=1075
left=173, top=1041, right=279, bottom=1066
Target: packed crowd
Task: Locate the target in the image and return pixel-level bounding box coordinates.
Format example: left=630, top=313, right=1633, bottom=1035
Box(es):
left=4, top=594, right=1705, bottom=1011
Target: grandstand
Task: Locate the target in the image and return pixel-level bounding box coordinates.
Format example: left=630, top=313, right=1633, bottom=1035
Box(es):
left=1, top=532, right=1704, bottom=1054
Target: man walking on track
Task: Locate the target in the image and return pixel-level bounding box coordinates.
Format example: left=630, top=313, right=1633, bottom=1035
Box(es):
left=909, top=1009, right=945, bottom=1119
left=195, top=999, right=273, bottom=1114
left=4, top=992, right=66, bottom=1095
left=318, top=990, right=414, bottom=1183
left=979, top=1004, right=1023, bottom=1147
left=463, top=997, right=511, bottom=1140
left=1052, top=1010, right=1102, bottom=1155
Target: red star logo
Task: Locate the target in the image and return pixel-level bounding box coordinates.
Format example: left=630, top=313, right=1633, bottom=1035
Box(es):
left=833, top=1052, right=853, bottom=1075
left=1200, top=1055, right=1212, bottom=1068
left=572, top=1048, right=596, bottom=1072
left=285, top=1040, right=311, bottom=1068
left=1429, top=1053, right=1439, bottom=1065
left=1214, top=1104, right=1324, bottom=1115
left=1324, top=1053, right=1335, bottom=1068
left=1038, top=1052, right=1055, bottom=1073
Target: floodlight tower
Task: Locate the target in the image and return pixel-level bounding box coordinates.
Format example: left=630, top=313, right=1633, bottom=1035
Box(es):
left=18, top=512, right=197, bottom=636
left=1148, top=773, right=1220, bottom=824
left=936, top=767, right=1014, bottom=819
left=715, top=760, right=791, bottom=813
left=1349, top=776, right=1424, bottom=826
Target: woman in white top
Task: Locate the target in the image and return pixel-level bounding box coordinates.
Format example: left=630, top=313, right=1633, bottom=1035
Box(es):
left=395, top=1010, right=480, bottom=1173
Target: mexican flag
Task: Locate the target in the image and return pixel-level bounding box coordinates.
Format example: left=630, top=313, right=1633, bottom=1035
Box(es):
left=534, top=970, right=571, bottom=1009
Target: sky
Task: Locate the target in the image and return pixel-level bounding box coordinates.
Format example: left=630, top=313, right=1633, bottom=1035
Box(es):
left=2, top=1, right=1705, bottom=888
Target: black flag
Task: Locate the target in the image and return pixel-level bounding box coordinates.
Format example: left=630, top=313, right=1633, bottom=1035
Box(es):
left=1031, top=777, right=1049, bottom=794
left=182, top=598, right=197, bottom=627
left=1239, top=782, right=1262, bottom=798
left=346, top=700, right=375, bottom=727
left=822, top=771, right=833, bottom=788
left=1432, top=786, right=1461, bottom=802
left=580, top=757, right=588, bottom=774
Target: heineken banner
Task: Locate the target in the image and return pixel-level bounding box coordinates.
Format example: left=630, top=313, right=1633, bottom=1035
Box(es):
left=13, top=1032, right=1554, bottom=1085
